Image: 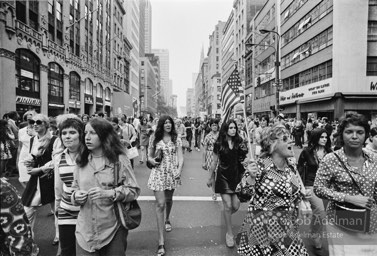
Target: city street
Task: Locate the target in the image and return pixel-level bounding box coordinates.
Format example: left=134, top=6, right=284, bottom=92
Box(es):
left=9, top=145, right=329, bottom=256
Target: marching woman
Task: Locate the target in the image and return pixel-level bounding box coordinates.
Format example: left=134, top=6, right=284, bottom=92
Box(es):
left=147, top=115, right=184, bottom=256
left=202, top=118, right=220, bottom=200
left=207, top=119, right=248, bottom=248
left=21, top=114, right=58, bottom=233
left=54, top=117, right=85, bottom=256
left=314, top=113, right=377, bottom=256
left=297, top=128, right=332, bottom=251
left=72, top=118, right=140, bottom=256
left=237, top=124, right=309, bottom=256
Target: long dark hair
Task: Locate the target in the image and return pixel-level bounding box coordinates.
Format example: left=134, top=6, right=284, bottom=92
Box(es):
left=215, top=119, right=243, bottom=153
left=77, top=118, right=126, bottom=167
left=308, top=128, right=332, bottom=153
left=59, top=118, right=85, bottom=155
left=0, top=120, right=12, bottom=155
left=153, top=115, right=177, bottom=147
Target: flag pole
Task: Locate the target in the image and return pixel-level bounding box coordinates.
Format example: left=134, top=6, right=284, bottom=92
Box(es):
left=242, top=98, right=254, bottom=162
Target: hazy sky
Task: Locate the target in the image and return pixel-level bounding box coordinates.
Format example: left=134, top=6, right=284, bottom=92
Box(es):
left=150, top=0, right=233, bottom=110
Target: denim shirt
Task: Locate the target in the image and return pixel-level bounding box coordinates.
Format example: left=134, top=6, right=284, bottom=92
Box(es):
left=71, top=154, right=140, bottom=252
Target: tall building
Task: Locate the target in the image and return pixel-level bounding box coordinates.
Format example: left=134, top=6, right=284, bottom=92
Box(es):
left=221, top=11, right=235, bottom=90
left=251, top=0, right=377, bottom=121
left=168, top=79, right=173, bottom=107
left=186, top=88, right=195, bottom=117
left=0, top=0, right=132, bottom=117
left=140, top=0, right=152, bottom=54
left=138, top=0, right=146, bottom=57
left=207, top=21, right=225, bottom=118
left=123, top=0, right=140, bottom=117
left=151, top=49, right=169, bottom=104
left=140, top=57, right=157, bottom=114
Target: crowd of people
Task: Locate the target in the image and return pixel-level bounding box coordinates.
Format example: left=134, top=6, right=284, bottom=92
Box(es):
left=1, top=109, right=377, bottom=256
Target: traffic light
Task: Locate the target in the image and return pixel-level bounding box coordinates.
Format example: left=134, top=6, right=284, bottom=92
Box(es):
left=256, top=77, right=261, bottom=87
left=270, top=105, right=275, bottom=111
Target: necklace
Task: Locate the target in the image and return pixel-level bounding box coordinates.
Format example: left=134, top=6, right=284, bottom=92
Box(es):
left=92, top=154, right=104, bottom=158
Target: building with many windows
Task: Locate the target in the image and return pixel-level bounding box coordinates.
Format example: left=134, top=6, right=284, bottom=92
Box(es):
left=251, top=0, right=377, bottom=121
left=140, top=57, right=157, bottom=115
left=151, top=48, right=169, bottom=104
left=0, top=0, right=132, bottom=117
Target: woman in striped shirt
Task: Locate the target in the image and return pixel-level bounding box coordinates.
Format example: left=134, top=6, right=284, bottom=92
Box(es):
left=54, top=117, right=85, bottom=256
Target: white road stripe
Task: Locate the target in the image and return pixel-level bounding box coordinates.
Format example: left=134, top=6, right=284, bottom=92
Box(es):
left=137, top=196, right=219, bottom=201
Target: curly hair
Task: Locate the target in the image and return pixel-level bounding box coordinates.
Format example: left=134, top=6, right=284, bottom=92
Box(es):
left=259, top=124, right=289, bottom=158
left=336, top=112, right=370, bottom=146
left=215, top=119, right=243, bottom=153
left=77, top=118, right=126, bottom=167
left=308, top=128, right=332, bottom=153
left=153, top=115, right=177, bottom=147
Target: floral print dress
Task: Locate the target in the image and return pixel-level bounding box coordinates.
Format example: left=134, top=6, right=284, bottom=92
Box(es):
left=147, top=135, right=182, bottom=191
left=203, top=132, right=218, bottom=170
left=236, top=157, right=308, bottom=256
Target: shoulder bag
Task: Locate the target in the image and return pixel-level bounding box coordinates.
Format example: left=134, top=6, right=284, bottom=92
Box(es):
left=333, top=153, right=370, bottom=233
left=113, top=160, right=142, bottom=230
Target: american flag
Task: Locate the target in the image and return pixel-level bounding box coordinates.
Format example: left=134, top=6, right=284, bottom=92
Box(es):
left=221, top=67, right=244, bottom=121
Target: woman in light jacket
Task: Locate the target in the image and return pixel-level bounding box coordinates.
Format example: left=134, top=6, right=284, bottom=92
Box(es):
left=72, top=118, right=140, bottom=256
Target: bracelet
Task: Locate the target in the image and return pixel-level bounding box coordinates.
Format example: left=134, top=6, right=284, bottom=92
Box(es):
left=72, top=191, right=76, bottom=201
left=112, top=189, right=117, bottom=201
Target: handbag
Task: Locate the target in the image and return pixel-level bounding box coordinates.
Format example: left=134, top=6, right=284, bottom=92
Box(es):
left=235, top=170, right=253, bottom=203
left=146, top=146, right=163, bottom=169
left=113, top=161, right=142, bottom=230
left=333, top=153, right=370, bottom=233
left=181, top=138, right=189, bottom=149
left=126, top=146, right=139, bottom=159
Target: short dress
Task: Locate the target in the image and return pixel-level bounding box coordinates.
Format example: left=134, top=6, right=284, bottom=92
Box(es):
left=147, top=135, right=182, bottom=191
left=213, top=141, right=247, bottom=194
left=203, top=132, right=218, bottom=170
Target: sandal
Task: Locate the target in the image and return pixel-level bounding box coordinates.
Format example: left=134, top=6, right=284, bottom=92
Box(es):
left=165, top=220, right=172, bottom=232
left=157, top=244, right=165, bottom=256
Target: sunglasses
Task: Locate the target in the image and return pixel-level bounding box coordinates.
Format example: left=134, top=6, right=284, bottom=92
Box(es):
left=29, top=120, right=44, bottom=125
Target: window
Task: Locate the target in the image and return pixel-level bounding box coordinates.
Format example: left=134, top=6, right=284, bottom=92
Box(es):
left=96, top=83, right=103, bottom=98
left=367, top=57, right=377, bottom=76
left=105, top=87, right=111, bottom=101
left=85, top=78, right=93, bottom=95
left=15, top=49, right=40, bottom=95
left=48, top=63, right=64, bottom=101
left=69, top=72, right=80, bottom=100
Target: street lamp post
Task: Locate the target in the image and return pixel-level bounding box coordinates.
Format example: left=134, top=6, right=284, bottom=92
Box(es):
left=259, top=29, right=281, bottom=117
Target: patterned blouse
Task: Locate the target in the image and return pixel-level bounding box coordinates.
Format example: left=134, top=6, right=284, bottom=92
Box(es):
left=313, top=148, right=377, bottom=233
left=0, top=178, right=37, bottom=256
left=203, top=132, right=218, bottom=170
left=237, top=157, right=308, bottom=256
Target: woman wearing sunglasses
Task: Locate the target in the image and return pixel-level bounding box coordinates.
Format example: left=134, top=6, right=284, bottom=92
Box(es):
left=237, top=124, right=309, bottom=256
left=21, top=114, right=58, bottom=234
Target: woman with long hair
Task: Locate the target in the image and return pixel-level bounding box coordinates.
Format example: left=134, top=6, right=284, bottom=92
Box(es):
left=297, top=128, right=332, bottom=251
left=203, top=118, right=220, bottom=200
left=21, top=114, right=58, bottom=234
left=71, top=118, right=140, bottom=256
left=237, top=124, right=309, bottom=256
left=0, top=119, right=15, bottom=176
left=208, top=119, right=248, bottom=248
left=54, top=117, right=85, bottom=256
left=147, top=115, right=184, bottom=256
left=314, top=113, right=377, bottom=256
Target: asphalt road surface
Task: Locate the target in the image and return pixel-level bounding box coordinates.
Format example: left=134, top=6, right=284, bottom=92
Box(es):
left=9, top=144, right=328, bottom=256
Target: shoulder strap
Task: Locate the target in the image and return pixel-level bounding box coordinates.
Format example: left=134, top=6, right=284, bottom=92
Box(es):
left=29, top=136, right=35, bottom=153
left=114, top=158, right=120, bottom=187
left=333, top=153, right=364, bottom=195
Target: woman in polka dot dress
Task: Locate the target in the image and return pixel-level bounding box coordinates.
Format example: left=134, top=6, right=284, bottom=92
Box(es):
left=314, top=113, right=377, bottom=256
left=236, top=124, right=309, bottom=256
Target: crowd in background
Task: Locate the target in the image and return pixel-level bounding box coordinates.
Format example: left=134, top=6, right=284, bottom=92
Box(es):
left=1, top=109, right=377, bottom=256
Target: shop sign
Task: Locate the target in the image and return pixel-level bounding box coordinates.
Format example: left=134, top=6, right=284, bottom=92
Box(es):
left=69, top=100, right=81, bottom=108
left=48, top=103, right=64, bottom=108
left=370, top=81, right=377, bottom=91
left=85, top=95, right=93, bottom=104
left=16, top=96, right=41, bottom=106
left=279, top=78, right=333, bottom=105
left=20, top=69, right=33, bottom=79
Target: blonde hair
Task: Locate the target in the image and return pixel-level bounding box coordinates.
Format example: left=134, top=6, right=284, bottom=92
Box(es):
left=260, top=124, right=289, bottom=158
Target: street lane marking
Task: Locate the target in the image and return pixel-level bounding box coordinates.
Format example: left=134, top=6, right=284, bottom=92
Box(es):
left=138, top=196, right=219, bottom=201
